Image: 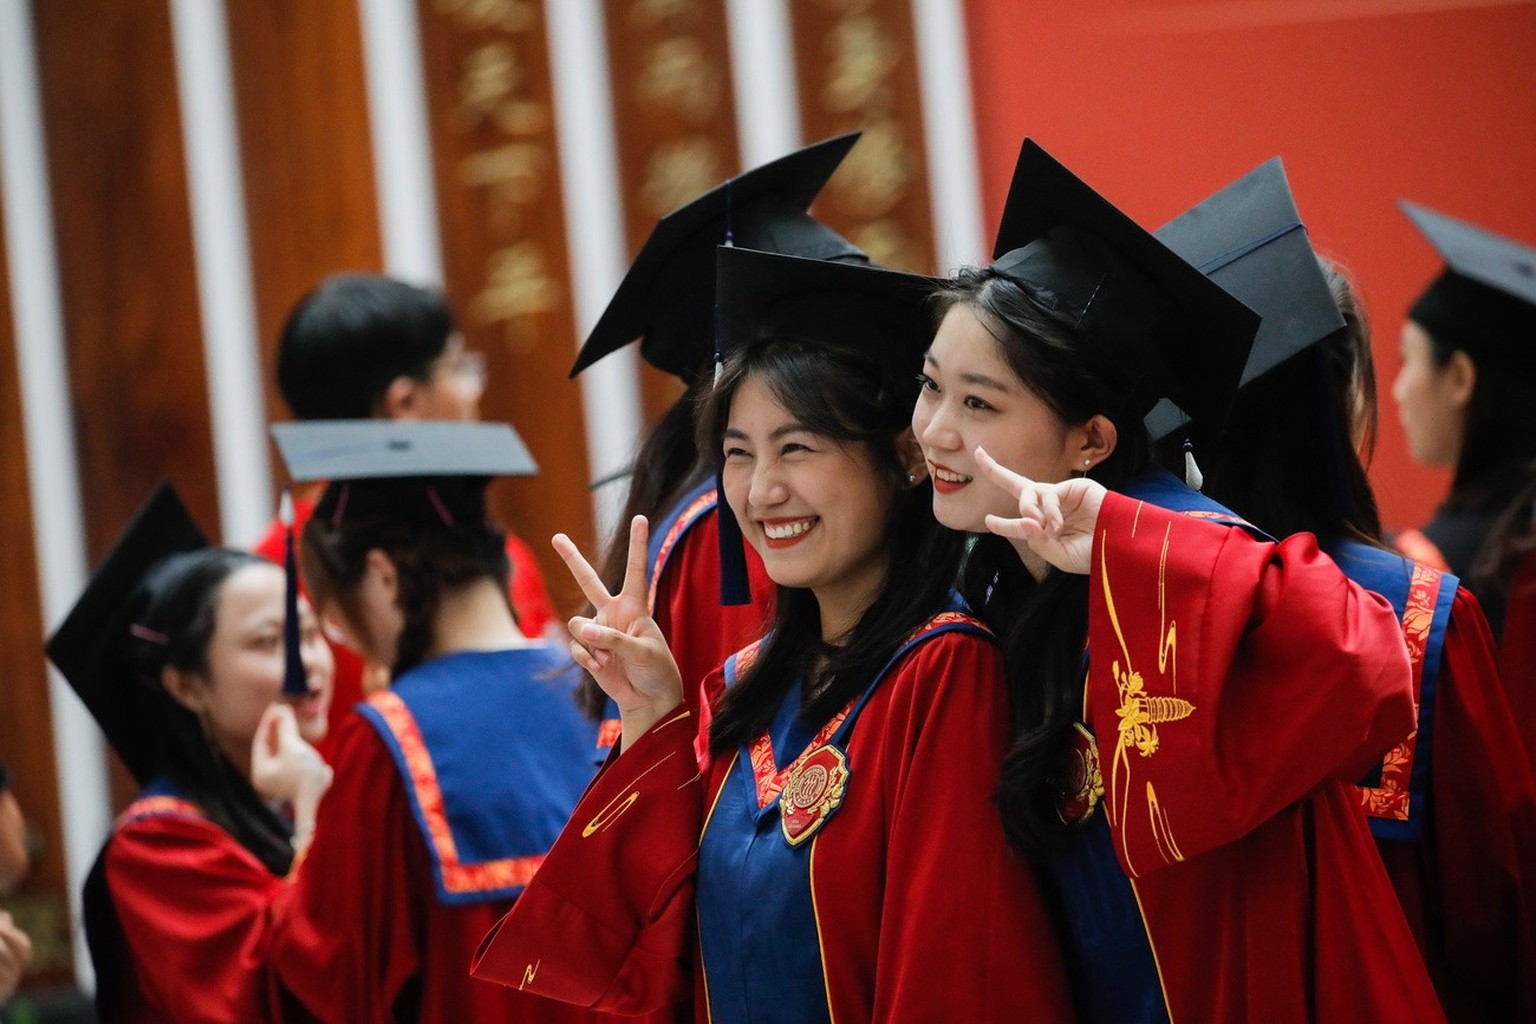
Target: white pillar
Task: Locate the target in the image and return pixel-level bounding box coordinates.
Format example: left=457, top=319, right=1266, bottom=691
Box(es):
left=168, top=0, right=273, bottom=545
left=358, top=0, right=445, bottom=285
left=911, top=0, right=987, bottom=271
left=724, top=0, right=802, bottom=167
left=544, top=0, right=643, bottom=541
left=0, top=0, right=112, bottom=991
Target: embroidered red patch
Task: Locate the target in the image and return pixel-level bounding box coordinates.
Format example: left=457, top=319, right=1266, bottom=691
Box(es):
left=780, top=744, right=850, bottom=847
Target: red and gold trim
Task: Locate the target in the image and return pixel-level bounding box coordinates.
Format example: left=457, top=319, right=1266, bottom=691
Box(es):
left=744, top=611, right=987, bottom=810
left=595, top=718, right=622, bottom=750
left=367, top=690, right=545, bottom=895
left=116, top=795, right=203, bottom=829
left=1357, top=562, right=1438, bottom=821
left=647, top=487, right=718, bottom=612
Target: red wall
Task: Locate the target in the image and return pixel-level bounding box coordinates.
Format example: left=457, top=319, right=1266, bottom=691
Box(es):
left=964, top=0, right=1536, bottom=531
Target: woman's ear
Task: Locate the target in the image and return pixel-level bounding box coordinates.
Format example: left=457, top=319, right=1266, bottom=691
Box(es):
left=1076, top=414, right=1119, bottom=467
left=895, top=429, right=929, bottom=485
left=160, top=665, right=206, bottom=716
left=1445, top=350, right=1477, bottom=410
left=364, top=549, right=399, bottom=597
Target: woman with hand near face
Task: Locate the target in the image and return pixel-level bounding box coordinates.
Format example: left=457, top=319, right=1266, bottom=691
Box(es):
left=472, top=247, right=1072, bottom=1024
left=47, top=485, right=334, bottom=1023
left=911, top=141, right=1443, bottom=1022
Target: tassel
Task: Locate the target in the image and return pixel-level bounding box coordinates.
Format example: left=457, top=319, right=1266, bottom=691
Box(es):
left=279, top=488, right=308, bottom=698
left=1183, top=440, right=1204, bottom=492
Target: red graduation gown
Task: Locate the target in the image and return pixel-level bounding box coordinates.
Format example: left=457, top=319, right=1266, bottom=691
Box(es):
left=266, top=711, right=628, bottom=1023
left=1372, top=585, right=1536, bottom=1022
left=252, top=493, right=559, bottom=758
left=97, top=793, right=283, bottom=1023
left=472, top=629, right=1073, bottom=1023
left=1087, top=493, right=1446, bottom=1021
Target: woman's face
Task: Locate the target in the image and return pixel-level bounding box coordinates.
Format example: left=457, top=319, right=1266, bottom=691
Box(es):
left=197, top=563, right=333, bottom=763
left=1391, top=320, right=1467, bottom=468
left=912, top=304, right=1086, bottom=533
left=721, top=373, right=902, bottom=633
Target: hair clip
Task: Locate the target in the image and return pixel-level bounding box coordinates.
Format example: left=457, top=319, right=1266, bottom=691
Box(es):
left=330, top=482, right=351, bottom=525
left=425, top=486, right=456, bottom=527
left=128, top=623, right=169, bottom=645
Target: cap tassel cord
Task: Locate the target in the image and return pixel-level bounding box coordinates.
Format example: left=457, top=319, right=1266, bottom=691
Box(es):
left=1183, top=440, right=1204, bottom=492
left=425, top=486, right=457, bottom=527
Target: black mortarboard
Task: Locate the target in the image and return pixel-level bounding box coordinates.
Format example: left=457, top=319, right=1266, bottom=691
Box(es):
left=570, top=133, right=867, bottom=382
left=710, top=245, right=936, bottom=603
left=45, top=483, right=209, bottom=785
left=1402, top=201, right=1536, bottom=373
left=1144, top=157, right=1344, bottom=440
left=271, top=420, right=538, bottom=528
left=990, top=139, right=1260, bottom=441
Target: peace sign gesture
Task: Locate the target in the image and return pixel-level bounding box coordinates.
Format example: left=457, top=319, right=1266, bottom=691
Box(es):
left=975, top=446, right=1107, bottom=576
left=554, top=515, right=683, bottom=749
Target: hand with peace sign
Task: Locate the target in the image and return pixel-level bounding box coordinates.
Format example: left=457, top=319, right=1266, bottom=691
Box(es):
left=553, top=515, right=683, bottom=751
left=974, top=446, right=1107, bottom=576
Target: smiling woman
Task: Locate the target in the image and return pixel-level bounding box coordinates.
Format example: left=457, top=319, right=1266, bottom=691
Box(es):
left=471, top=245, right=1074, bottom=1023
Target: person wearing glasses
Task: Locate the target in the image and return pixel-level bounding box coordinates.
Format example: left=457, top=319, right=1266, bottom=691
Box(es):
left=251, top=274, right=558, bottom=755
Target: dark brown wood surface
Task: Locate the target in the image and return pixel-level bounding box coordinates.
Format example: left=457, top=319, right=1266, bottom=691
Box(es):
left=787, top=0, right=936, bottom=274
left=417, top=0, right=593, bottom=614
left=226, top=0, right=384, bottom=439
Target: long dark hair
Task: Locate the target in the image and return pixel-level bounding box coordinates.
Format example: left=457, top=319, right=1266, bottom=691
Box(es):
left=934, top=266, right=1150, bottom=859
left=700, top=340, right=963, bottom=756
left=120, top=549, right=295, bottom=875
left=1195, top=257, right=1385, bottom=546
left=1430, top=332, right=1536, bottom=522
left=577, top=374, right=714, bottom=719
left=300, top=483, right=511, bottom=677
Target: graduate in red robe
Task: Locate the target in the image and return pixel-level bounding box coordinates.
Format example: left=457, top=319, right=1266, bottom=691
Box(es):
left=916, top=140, right=1445, bottom=1021
left=45, top=484, right=335, bottom=1023
left=259, top=421, right=640, bottom=1024
left=258, top=274, right=558, bottom=757
left=567, top=135, right=874, bottom=736
left=473, top=248, right=1073, bottom=1022
left=1157, top=160, right=1536, bottom=1021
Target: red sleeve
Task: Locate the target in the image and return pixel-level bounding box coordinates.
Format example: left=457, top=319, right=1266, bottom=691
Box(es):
left=1088, top=494, right=1414, bottom=876
left=505, top=531, right=558, bottom=640
left=471, top=704, right=701, bottom=1014
left=1428, top=588, right=1536, bottom=1016
left=106, top=815, right=284, bottom=1023
left=863, top=635, right=1073, bottom=1023
left=268, top=714, right=428, bottom=1021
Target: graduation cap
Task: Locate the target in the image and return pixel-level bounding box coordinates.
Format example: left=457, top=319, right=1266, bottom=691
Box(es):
left=570, top=132, right=867, bottom=382
left=1144, top=157, right=1345, bottom=440
left=710, top=245, right=938, bottom=602
left=271, top=419, right=538, bottom=531
left=45, top=483, right=210, bottom=785
left=989, top=139, right=1260, bottom=443
left=1402, top=201, right=1536, bottom=372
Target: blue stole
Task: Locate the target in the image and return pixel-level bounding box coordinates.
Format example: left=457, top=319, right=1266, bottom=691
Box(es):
left=1324, top=539, right=1454, bottom=843
left=358, top=647, right=599, bottom=905
left=694, top=597, right=987, bottom=1024
left=1041, top=471, right=1260, bottom=1023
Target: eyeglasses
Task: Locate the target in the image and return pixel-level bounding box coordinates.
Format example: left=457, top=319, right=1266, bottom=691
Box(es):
left=429, top=349, right=488, bottom=392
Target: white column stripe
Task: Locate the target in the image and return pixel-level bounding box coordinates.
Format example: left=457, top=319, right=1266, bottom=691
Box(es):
left=358, top=0, right=445, bottom=285
left=911, top=0, right=987, bottom=272
left=724, top=0, right=802, bottom=167
left=544, top=0, right=643, bottom=541
left=0, top=0, right=110, bottom=991
left=169, top=0, right=273, bottom=545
